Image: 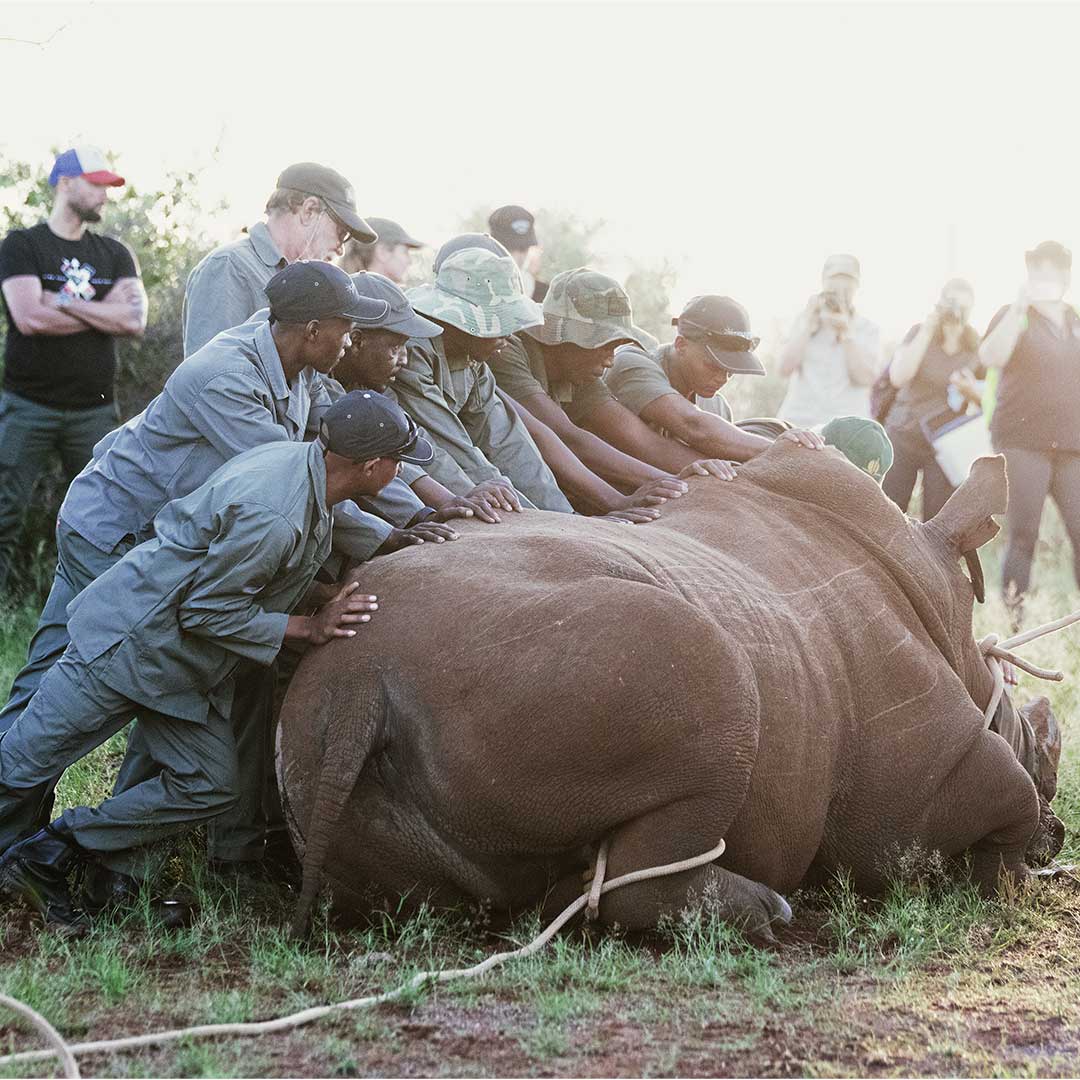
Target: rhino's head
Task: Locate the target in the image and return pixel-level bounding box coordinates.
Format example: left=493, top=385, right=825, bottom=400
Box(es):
left=920, top=456, right=1065, bottom=864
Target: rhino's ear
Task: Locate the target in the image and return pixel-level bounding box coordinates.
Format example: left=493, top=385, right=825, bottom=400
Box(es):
left=926, top=456, right=1007, bottom=604
left=929, top=455, right=1008, bottom=554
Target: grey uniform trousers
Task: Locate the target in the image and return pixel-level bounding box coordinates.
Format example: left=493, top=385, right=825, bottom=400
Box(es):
left=0, top=643, right=237, bottom=874
left=0, top=391, right=118, bottom=593
left=0, top=520, right=275, bottom=863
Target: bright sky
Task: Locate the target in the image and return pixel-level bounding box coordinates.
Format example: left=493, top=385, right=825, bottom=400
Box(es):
left=1, top=0, right=1076, bottom=347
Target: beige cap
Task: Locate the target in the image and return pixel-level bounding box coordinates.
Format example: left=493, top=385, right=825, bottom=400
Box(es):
left=822, top=253, right=861, bottom=282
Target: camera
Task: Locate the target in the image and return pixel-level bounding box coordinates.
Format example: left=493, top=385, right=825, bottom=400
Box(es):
left=820, top=292, right=846, bottom=314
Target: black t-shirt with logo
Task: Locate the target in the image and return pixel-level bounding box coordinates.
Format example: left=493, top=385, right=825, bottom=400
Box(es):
left=984, top=304, right=1080, bottom=453
left=0, top=223, right=139, bottom=408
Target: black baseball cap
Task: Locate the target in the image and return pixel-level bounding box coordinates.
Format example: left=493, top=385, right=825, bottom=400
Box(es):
left=319, top=390, right=434, bottom=465
left=265, top=262, right=390, bottom=325
left=276, top=162, right=377, bottom=244
left=432, top=232, right=511, bottom=273
left=674, top=296, right=765, bottom=376
left=1026, top=240, right=1072, bottom=270
left=349, top=272, right=442, bottom=339
left=488, top=205, right=538, bottom=251
left=352, top=217, right=424, bottom=252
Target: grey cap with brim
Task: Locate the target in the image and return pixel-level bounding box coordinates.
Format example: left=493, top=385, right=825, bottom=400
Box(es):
left=349, top=272, right=442, bottom=339
left=320, top=389, right=435, bottom=465
left=702, top=339, right=767, bottom=377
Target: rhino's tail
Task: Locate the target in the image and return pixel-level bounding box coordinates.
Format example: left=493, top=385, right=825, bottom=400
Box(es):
left=286, top=661, right=387, bottom=939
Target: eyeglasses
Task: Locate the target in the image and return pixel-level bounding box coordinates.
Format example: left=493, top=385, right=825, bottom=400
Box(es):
left=703, top=331, right=760, bottom=353
left=323, top=204, right=352, bottom=246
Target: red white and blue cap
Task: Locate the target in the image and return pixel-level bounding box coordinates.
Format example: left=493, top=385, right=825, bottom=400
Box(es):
left=49, top=146, right=125, bottom=188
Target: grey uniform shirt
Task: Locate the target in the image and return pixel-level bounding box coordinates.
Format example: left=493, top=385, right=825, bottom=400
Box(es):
left=182, top=222, right=288, bottom=357
left=67, top=441, right=332, bottom=724
left=391, top=335, right=572, bottom=513
left=60, top=319, right=404, bottom=563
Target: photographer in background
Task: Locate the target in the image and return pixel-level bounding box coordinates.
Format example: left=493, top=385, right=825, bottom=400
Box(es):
left=882, top=278, right=983, bottom=520
left=778, top=254, right=881, bottom=427
left=979, top=240, right=1080, bottom=604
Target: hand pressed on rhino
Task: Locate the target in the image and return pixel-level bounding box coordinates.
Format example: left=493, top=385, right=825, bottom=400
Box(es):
left=278, top=445, right=1066, bottom=941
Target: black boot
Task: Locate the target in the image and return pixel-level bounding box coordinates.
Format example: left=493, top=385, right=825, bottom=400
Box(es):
left=0, top=821, right=89, bottom=934
left=82, top=863, right=198, bottom=931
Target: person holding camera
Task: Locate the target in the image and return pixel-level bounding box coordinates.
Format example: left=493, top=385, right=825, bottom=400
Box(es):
left=778, top=254, right=881, bottom=427
left=979, top=240, right=1080, bottom=602
left=881, top=278, right=983, bottom=520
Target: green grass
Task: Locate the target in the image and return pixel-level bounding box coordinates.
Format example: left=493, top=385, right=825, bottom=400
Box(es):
left=1, top=513, right=1079, bottom=1076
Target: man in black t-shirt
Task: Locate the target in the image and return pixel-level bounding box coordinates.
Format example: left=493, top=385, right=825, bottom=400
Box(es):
left=0, top=146, right=146, bottom=592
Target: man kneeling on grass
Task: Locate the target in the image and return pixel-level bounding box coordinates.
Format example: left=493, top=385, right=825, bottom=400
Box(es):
left=0, top=391, right=432, bottom=933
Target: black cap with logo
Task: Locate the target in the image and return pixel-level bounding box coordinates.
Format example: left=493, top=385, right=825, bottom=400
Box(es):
left=673, top=296, right=765, bottom=376
left=319, top=390, right=434, bottom=465
left=276, top=162, right=377, bottom=244
left=488, top=205, right=538, bottom=252
left=264, top=262, right=390, bottom=325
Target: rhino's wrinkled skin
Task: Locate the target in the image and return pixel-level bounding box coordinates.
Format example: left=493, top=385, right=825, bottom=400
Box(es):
left=278, top=445, right=1063, bottom=937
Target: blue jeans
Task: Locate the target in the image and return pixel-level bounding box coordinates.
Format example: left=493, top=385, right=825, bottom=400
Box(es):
left=0, top=391, right=117, bottom=592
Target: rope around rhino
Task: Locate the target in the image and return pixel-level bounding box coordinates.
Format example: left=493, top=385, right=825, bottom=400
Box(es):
left=0, top=839, right=726, bottom=1071
left=979, top=607, right=1080, bottom=725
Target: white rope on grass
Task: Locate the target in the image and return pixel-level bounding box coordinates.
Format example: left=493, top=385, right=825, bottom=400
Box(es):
left=0, top=839, right=726, bottom=1069
left=0, top=993, right=80, bottom=1078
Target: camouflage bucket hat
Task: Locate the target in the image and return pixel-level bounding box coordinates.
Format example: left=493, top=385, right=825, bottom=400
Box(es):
left=821, top=416, right=894, bottom=484
left=525, top=268, right=651, bottom=350
left=407, top=248, right=543, bottom=339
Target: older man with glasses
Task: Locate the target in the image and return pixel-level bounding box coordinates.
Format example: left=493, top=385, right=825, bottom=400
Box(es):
left=182, top=162, right=377, bottom=356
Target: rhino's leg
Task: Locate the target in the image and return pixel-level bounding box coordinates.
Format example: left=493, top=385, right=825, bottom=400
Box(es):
left=586, top=799, right=792, bottom=940
left=922, top=727, right=1040, bottom=897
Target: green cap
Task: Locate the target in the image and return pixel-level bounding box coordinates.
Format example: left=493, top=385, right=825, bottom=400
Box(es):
left=407, top=248, right=543, bottom=339
left=821, top=416, right=893, bottom=483
left=525, top=268, right=651, bottom=350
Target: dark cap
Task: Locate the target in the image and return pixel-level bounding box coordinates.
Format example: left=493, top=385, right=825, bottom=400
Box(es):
left=1026, top=240, right=1072, bottom=269
left=265, top=262, right=390, bottom=325
left=319, top=390, right=434, bottom=465
left=349, top=273, right=441, bottom=339
left=488, top=205, right=538, bottom=251
left=352, top=217, right=424, bottom=252
left=432, top=232, right=510, bottom=274
left=275, top=162, right=377, bottom=244
left=674, top=296, right=765, bottom=376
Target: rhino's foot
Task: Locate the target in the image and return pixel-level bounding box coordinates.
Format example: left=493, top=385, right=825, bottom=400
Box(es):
left=696, top=865, right=793, bottom=943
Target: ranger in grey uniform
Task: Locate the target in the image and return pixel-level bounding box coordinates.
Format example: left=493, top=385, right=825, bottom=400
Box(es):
left=0, top=391, right=433, bottom=931
left=398, top=246, right=574, bottom=512
left=0, top=264, right=457, bottom=873
left=182, top=161, right=377, bottom=357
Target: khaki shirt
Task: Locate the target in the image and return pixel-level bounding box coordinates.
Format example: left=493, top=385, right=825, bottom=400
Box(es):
left=605, top=342, right=732, bottom=441
left=182, top=222, right=288, bottom=357
left=67, top=441, right=332, bottom=724
left=391, top=335, right=572, bottom=513
left=489, top=334, right=614, bottom=425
